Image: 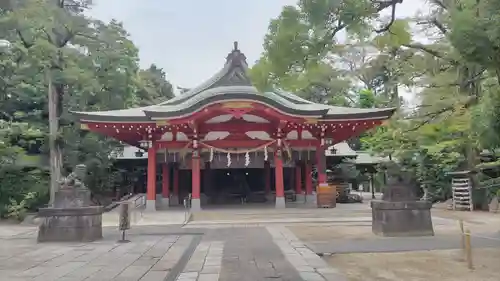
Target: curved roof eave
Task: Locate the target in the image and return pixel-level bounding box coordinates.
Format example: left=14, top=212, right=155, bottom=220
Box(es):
left=70, top=105, right=157, bottom=122
left=143, top=86, right=330, bottom=119
left=323, top=107, right=396, bottom=120
left=270, top=90, right=314, bottom=105
left=70, top=44, right=397, bottom=123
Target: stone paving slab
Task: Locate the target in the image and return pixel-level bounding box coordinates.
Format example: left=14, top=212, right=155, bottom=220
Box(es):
left=267, top=226, right=347, bottom=281
left=0, top=234, right=189, bottom=281
left=0, top=225, right=37, bottom=238
left=307, top=232, right=500, bottom=254
left=204, top=227, right=305, bottom=281
left=177, top=240, right=223, bottom=281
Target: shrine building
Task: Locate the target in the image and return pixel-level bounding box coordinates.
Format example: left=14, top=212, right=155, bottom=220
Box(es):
left=72, top=43, right=395, bottom=211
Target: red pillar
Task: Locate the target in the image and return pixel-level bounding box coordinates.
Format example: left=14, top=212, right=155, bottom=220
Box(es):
left=162, top=163, right=170, bottom=199
left=295, top=162, right=302, bottom=195
left=305, top=162, right=313, bottom=195
left=274, top=152, right=285, bottom=208
left=146, top=145, right=157, bottom=210
left=316, top=147, right=327, bottom=184
left=173, top=164, right=179, bottom=204
left=191, top=155, right=201, bottom=210
left=264, top=161, right=271, bottom=194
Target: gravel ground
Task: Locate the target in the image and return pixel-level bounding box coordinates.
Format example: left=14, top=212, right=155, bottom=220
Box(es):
left=327, top=248, right=500, bottom=281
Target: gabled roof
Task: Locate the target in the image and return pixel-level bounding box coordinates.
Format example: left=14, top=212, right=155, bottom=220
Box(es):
left=72, top=42, right=396, bottom=123
left=327, top=141, right=389, bottom=165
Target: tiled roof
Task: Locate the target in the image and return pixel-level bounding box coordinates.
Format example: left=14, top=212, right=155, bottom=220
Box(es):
left=72, top=42, right=395, bottom=122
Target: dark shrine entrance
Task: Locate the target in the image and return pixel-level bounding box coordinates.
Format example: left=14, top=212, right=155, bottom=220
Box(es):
left=209, top=168, right=266, bottom=204
left=173, top=167, right=296, bottom=206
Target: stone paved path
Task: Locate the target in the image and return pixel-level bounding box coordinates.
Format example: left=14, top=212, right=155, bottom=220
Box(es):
left=0, top=225, right=346, bottom=281
left=206, top=227, right=304, bottom=281
left=267, top=226, right=346, bottom=281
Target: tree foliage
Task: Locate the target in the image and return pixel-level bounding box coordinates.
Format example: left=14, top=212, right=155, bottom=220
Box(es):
left=0, top=0, right=174, bottom=218
left=251, top=0, right=500, bottom=202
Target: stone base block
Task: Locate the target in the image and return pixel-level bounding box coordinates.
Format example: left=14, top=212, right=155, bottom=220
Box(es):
left=275, top=196, right=286, bottom=209
left=371, top=200, right=434, bottom=237
left=265, top=194, right=275, bottom=202
left=295, top=194, right=306, bottom=203
left=170, top=195, right=179, bottom=206
left=146, top=199, right=156, bottom=211
left=161, top=196, right=170, bottom=208
left=37, top=206, right=103, bottom=242
left=305, top=194, right=316, bottom=205
left=191, top=198, right=201, bottom=211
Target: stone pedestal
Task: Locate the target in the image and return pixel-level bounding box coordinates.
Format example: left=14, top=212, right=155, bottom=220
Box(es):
left=145, top=200, right=156, bottom=211
left=265, top=194, right=275, bottom=203
left=37, top=164, right=104, bottom=243
left=170, top=195, right=179, bottom=206
left=161, top=196, right=170, bottom=208
left=275, top=196, right=286, bottom=209
left=37, top=206, right=103, bottom=242
left=191, top=198, right=201, bottom=211
left=371, top=200, right=434, bottom=237
left=305, top=194, right=316, bottom=205
left=37, top=188, right=103, bottom=242
left=295, top=194, right=306, bottom=203
left=371, top=173, right=434, bottom=237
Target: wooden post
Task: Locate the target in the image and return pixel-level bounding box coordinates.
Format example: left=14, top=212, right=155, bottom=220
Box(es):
left=146, top=145, right=157, bottom=210
left=173, top=163, right=179, bottom=205
left=370, top=174, right=375, bottom=199
left=162, top=163, right=170, bottom=198
left=315, top=147, right=327, bottom=184
left=118, top=202, right=131, bottom=243
left=459, top=219, right=465, bottom=252
left=191, top=152, right=201, bottom=210
left=264, top=161, right=271, bottom=195
left=464, top=228, right=473, bottom=270
left=161, top=163, right=170, bottom=208
left=295, top=162, right=302, bottom=196
left=275, top=150, right=285, bottom=208
left=305, top=163, right=313, bottom=195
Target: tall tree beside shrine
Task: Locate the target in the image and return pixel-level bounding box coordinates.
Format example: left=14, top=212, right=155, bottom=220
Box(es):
left=252, top=0, right=500, bottom=199
left=0, top=0, right=175, bottom=216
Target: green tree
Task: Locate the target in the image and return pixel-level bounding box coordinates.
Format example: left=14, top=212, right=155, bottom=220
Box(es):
left=0, top=0, right=175, bottom=216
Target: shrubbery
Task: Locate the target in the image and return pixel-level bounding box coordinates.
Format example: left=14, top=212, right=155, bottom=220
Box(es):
left=0, top=167, right=49, bottom=220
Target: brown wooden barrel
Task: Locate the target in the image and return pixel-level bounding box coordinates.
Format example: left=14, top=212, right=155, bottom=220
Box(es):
left=316, top=183, right=337, bottom=208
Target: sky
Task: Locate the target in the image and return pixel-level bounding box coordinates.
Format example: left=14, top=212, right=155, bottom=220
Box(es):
left=88, top=0, right=426, bottom=90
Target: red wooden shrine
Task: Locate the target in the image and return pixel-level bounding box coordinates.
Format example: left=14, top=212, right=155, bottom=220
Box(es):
left=72, top=42, right=395, bottom=211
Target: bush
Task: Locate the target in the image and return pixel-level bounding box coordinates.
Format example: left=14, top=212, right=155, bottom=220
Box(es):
left=0, top=167, right=49, bottom=219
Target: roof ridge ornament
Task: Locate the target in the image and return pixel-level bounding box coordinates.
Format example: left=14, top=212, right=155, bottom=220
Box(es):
left=225, top=41, right=247, bottom=67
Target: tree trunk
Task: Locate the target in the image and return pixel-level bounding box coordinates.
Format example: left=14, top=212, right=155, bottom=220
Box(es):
left=47, top=71, right=62, bottom=206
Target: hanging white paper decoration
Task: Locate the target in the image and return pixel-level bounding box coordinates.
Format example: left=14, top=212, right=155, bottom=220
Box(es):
left=244, top=152, right=250, bottom=167
left=227, top=152, right=231, bottom=167
left=209, top=147, right=214, bottom=162
left=264, top=146, right=268, bottom=161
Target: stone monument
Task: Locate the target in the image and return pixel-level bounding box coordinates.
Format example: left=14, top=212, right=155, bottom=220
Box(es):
left=37, top=164, right=103, bottom=242
left=371, top=174, right=434, bottom=237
